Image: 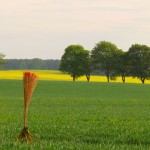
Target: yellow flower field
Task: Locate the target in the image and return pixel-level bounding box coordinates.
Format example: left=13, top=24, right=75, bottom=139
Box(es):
left=0, top=70, right=150, bottom=84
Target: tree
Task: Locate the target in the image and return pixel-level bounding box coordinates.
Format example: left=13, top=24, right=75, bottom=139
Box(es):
left=126, top=44, right=150, bottom=84
left=82, top=51, right=91, bottom=82
left=91, top=41, right=119, bottom=82
left=59, top=45, right=90, bottom=81
left=110, top=50, right=129, bottom=83
left=0, top=53, right=6, bottom=69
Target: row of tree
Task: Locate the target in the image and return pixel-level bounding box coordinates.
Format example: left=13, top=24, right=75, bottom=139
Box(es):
left=0, top=58, right=60, bottom=70
left=59, top=41, right=150, bottom=84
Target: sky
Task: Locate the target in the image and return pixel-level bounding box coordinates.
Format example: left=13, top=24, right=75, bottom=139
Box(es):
left=0, top=0, right=150, bottom=59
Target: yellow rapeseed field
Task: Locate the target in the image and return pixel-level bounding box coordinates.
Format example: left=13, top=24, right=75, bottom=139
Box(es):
left=0, top=70, right=150, bottom=84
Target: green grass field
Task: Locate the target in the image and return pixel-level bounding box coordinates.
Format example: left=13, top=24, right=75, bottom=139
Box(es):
left=0, top=80, right=150, bottom=149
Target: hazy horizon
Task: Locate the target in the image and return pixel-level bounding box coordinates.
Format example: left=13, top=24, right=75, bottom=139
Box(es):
left=1, top=0, right=150, bottom=59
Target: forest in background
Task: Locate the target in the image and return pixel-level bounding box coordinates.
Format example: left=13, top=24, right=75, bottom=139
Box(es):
left=2, top=58, right=60, bottom=70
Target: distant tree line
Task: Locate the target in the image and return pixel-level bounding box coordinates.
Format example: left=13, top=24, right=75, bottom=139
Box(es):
left=0, top=53, right=6, bottom=69
left=60, top=41, right=150, bottom=84
left=2, top=58, right=60, bottom=70
left=1, top=41, right=150, bottom=84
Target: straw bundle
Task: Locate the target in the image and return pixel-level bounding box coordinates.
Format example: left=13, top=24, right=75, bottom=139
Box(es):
left=17, top=72, right=38, bottom=144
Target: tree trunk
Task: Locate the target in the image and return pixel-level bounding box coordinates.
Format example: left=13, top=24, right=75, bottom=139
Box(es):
left=122, top=75, right=126, bottom=83
left=86, top=74, right=90, bottom=82
left=141, top=77, right=145, bottom=84
left=73, top=77, right=75, bottom=81
left=105, top=68, right=110, bottom=83
left=106, top=75, right=109, bottom=83
left=73, top=75, right=76, bottom=81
